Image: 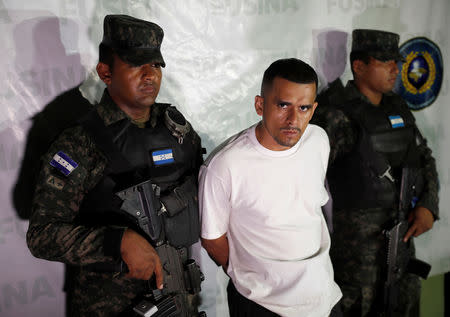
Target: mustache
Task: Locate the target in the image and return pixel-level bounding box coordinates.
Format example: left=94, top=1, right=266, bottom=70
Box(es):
left=140, top=82, right=155, bottom=90
left=280, top=126, right=301, bottom=132
left=142, top=77, right=155, bottom=86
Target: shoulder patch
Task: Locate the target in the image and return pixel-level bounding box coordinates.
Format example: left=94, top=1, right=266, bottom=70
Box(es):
left=50, top=151, right=78, bottom=176
left=45, top=175, right=66, bottom=190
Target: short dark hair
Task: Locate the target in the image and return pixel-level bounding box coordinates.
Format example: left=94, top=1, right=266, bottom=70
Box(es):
left=260, top=58, right=318, bottom=96
left=99, top=43, right=115, bottom=69
left=349, top=51, right=371, bottom=76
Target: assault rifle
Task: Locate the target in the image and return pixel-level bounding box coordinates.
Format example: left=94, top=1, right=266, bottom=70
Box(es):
left=116, top=180, right=205, bottom=317
left=382, top=168, right=431, bottom=316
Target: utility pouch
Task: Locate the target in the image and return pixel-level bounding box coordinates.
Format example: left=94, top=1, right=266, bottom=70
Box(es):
left=160, top=176, right=200, bottom=247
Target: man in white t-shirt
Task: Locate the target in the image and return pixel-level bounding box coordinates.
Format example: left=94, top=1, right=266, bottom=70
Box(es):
left=199, top=58, right=342, bottom=317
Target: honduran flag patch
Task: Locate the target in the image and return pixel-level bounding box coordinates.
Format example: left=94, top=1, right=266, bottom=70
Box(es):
left=50, top=151, right=78, bottom=176
left=388, top=115, right=405, bottom=128
left=152, top=149, right=174, bottom=166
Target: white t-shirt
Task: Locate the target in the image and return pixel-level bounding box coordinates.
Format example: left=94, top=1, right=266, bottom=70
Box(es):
left=199, top=123, right=342, bottom=317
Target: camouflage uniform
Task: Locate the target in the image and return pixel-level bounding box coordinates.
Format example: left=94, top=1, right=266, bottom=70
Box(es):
left=27, top=15, right=205, bottom=316
left=317, top=81, right=439, bottom=316
left=27, top=90, right=201, bottom=316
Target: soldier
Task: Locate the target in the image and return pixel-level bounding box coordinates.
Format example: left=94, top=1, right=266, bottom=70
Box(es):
left=27, top=15, right=204, bottom=316
left=316, top=29, right=439, bottom=316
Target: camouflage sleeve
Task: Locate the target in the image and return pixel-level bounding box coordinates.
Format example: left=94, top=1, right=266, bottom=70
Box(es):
left=414, top=126, right=440, bottom=219
left=316, top=106, right=358, bottom=164
left=26, top=126, right=124, bottom=265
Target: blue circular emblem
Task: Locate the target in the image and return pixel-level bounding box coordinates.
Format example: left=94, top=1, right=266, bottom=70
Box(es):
left=393, top=37, right=443, bottom=110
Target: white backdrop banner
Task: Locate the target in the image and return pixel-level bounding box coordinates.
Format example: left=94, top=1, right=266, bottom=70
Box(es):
left=0, top=0, right=449, bottom=316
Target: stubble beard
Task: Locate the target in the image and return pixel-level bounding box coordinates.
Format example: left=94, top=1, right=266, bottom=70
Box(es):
left=273, top=128, right=302, bottom=148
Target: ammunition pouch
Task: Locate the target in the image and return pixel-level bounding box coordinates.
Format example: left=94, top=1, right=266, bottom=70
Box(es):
left=160, top=175, right=200, bottom=248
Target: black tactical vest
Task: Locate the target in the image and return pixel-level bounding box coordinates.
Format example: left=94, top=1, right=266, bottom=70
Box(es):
left=328, top=96, right=422, bottom=210
left=78, top=103, right=201, bottom=248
